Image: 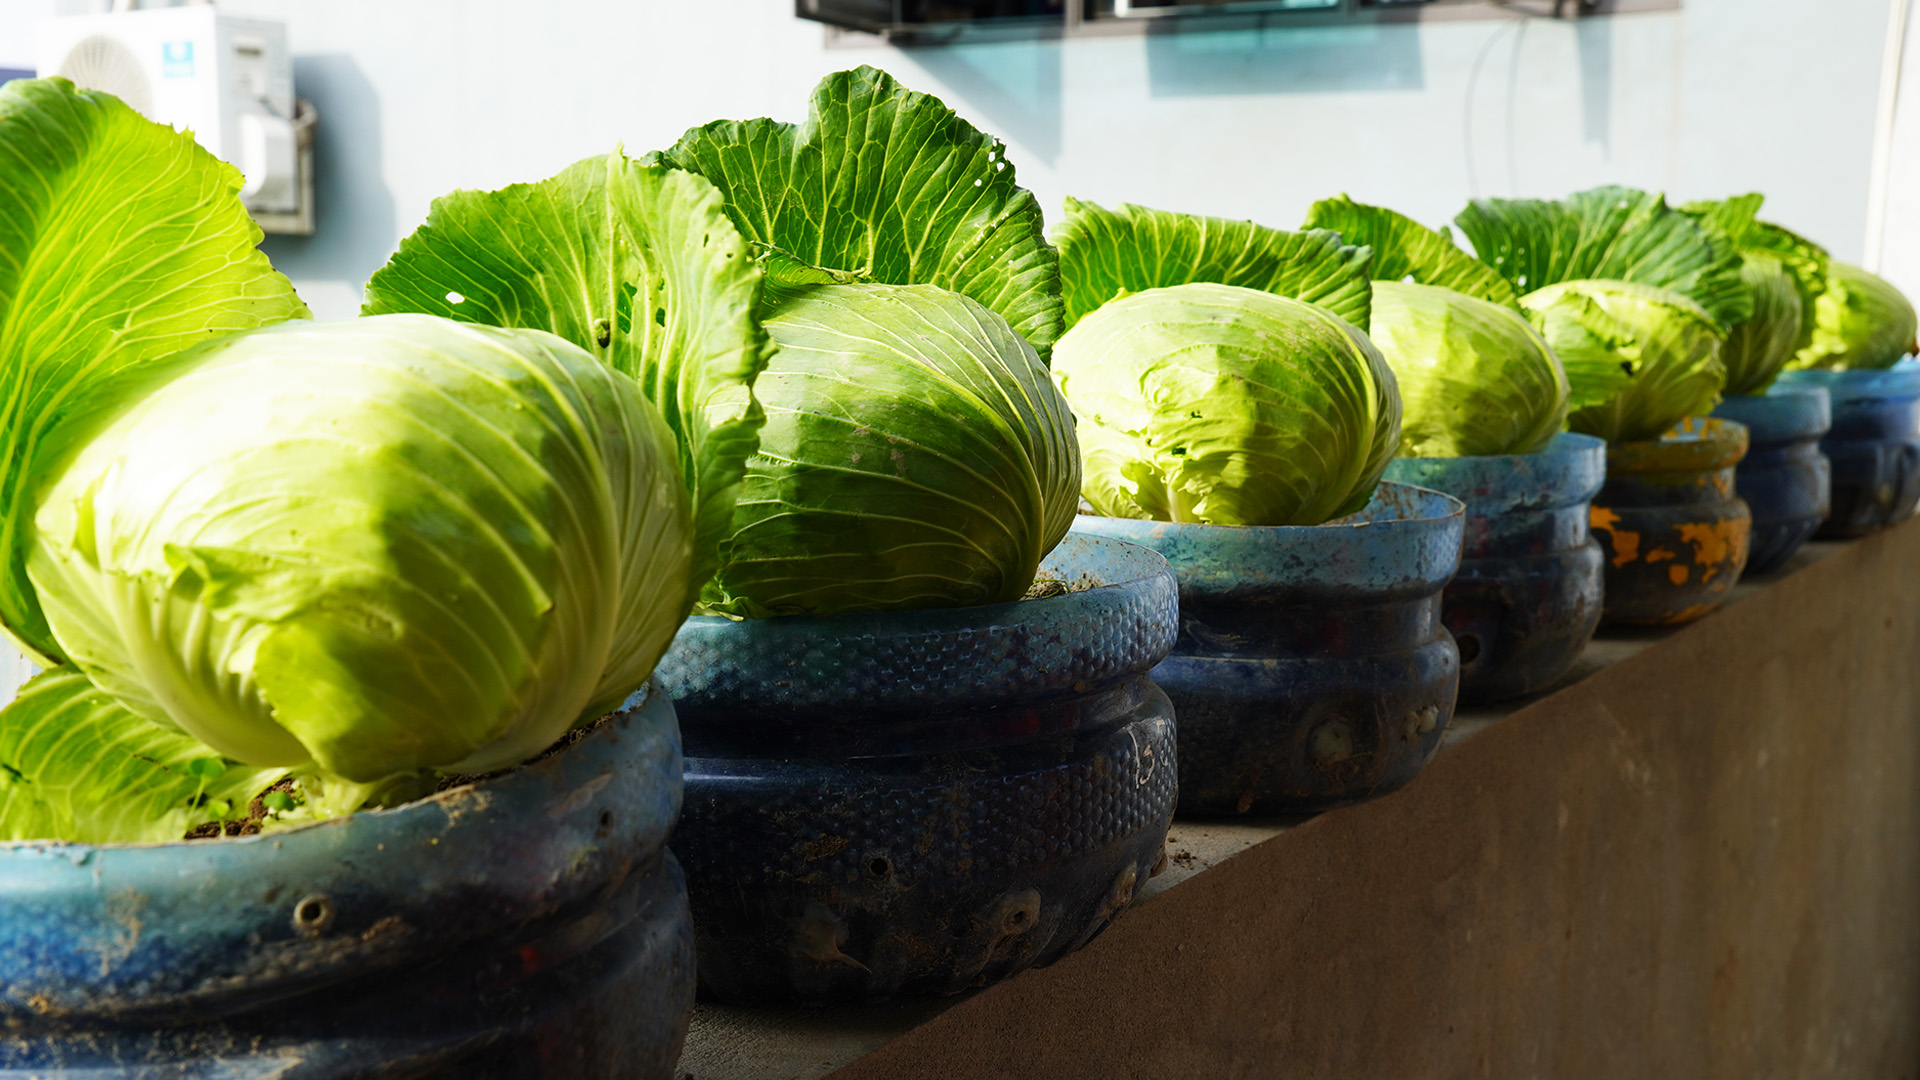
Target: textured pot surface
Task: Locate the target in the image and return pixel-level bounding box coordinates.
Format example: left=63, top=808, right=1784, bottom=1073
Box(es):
left=657, top=534, right=1180, bottom=1006
left=1591, top=417, right=1753, bottom=626
left=1776, top=364, right=1920, bottom=537
left=1385, top=433, right=1605, bottom=704
left=1072, top=482, right=1465, bottom=816
left=1712, top=387, right=1832, bottom=575
left=0, top=683, right=695, bottom=1080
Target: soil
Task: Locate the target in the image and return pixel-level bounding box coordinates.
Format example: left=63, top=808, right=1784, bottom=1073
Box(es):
left=179, top=708, right=621, bottom=841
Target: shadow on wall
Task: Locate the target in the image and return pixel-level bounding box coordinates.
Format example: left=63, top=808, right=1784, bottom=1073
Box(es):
left=259, top=53, right=394, bottom=318
left=1577, top=15, right=1611, bottom=151
left=1146, top=22, right=1424, bottom=96
left=906, top=41, right=1063, bottom=167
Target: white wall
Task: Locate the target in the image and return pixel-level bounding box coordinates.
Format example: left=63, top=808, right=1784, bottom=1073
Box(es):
left=11, top=0, right=1897, bottom=316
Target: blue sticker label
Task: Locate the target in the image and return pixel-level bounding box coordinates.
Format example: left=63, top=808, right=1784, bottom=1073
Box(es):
left=161, top=41, right=193, bottom=78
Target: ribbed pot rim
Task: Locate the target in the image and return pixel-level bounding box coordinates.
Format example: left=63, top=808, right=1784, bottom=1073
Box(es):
left=1383, top=432, right=1606, bottom=516
left=1777, top=361, right=1920, bottom=403
left=657, top=533, right=1180, bottom=713
left=1712, top=386, right=1832, bottom=443
left=0, top=682, right=680, bottom=1017
left=1606, top=417, right=1749, bottom=475
left=1069, top=481, right=1465, bottom=601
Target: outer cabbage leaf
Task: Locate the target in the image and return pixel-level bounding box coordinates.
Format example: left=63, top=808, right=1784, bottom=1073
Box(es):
left=658, top=66, right=1062, bottom=358
left=1371, top=281, right=1567, bottom=458
left=0, top=77, right=309, bottom=666
left=1682, top=194, right=1830, bottom=376
left=28, top=316, right=690, bottom=785
left=1523, top=280, right=1727, bottom=443
left=1303, top=195, right=1517, bottom=310
left=362, top=152, right=768, bottom=617
left=1786, top=261, right=1918, bottom=372
left=704, top=283, right=1080, bottom=617
left=0, top=667, right=283, bottom=843
left=1719, top=254, right=1803, bottom=395
left=1053, top=281, right=1400, bottom=526
left=1455, top=185, right=1751, bottom=329
left=1053, top=197, right=1373, bottom=331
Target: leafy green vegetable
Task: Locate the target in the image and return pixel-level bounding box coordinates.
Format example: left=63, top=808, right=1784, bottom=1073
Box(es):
left=0, top=668, right=283, bottom=844
left=1053, top=197, right=1374, bottom=331
left=1786, top=261, right=1919, bottom=372
left=1718, top=254, right=1804, bottom=395
left=1680, top=195, right=1829, bottom=393
left=1053, top=282, right=1400, bottom=526
left=28, top=316, right=692, bottom=785
left=703, top=283, right=1080, bottom=617
left=0, top=77, right=309, bottom=668
left=1455, top=186, right=1751, bottom=329
left=1370, top=281, right=1568, bottom=458
left=1523, top=281, right=1727, bottom=443
left=362, top=152, right=771, bottom=615
left=1302, top=195, right=1516, bottom=310
left=658, top=66, right=1062, bottom=358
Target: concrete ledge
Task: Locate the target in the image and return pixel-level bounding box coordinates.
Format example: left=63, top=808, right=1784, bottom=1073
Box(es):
left=681, top=523, right=1920, bottom=1079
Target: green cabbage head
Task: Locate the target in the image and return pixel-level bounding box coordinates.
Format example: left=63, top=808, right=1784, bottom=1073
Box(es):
left=1369, top=281, right=1568, bottom=458
left=27, top=315, right=691, bottom=794
left=1522, top=280, right=1727, bottom=444
left=701, top=282, right=1082, bottom=618
left=1053, top=281, right=1401, bottom=526
left=1788, top=261, right=1919, bottom=372
left=1721, top=254, right=1805, bottom=395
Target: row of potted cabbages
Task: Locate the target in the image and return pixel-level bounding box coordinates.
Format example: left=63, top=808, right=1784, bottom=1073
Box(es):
left=2, top=66, right=1915, bottom=1077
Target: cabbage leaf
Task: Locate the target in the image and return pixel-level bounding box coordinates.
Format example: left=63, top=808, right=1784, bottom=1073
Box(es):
left=1455, top=185, right=1751, bottom=329
left=0, top=668, right=283, bottom=844
left=362, top=153, right=770, bottom=614
left=1302, top=195, right=1517, bottom=310
left=1054, top=282, right=1399, bottom=526
left=658, top=66, right=1063, bottom=359
left=1787, top=261, right=1919, bottom=372
left=1053, top=197, right=1373, bottom=331
left=0, top=78, right=308, bottom=666
left=1524, top=280, right=1727, bottom=443
left=706, top=283, right=1080, bottom=617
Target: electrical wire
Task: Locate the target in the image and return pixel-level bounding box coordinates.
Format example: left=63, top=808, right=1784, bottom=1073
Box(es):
left=1463, top=15, right=1525, bottom=198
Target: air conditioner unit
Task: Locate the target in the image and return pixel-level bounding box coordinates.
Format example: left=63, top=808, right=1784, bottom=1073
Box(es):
left=37, top=6, right=301, bottom=217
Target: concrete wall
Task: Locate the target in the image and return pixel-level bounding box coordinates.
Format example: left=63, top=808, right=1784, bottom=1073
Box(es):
left=12, top=0, right=1890, bottom=319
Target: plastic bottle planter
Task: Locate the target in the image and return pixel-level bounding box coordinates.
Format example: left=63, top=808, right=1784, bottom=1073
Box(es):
left=0, top=683, right=694, bottom=1080
left=1383, top=434, right=1606, bottom=705
left=1589, top=418, right=1753, bottom=626
left=1774, top=363, right=1920, bottom=537
left=656, top=534, right=1179, bottom=1006
left=1711, top=387, right=1833, bottom=575
left=1072, top=482, right=1465, bottom=816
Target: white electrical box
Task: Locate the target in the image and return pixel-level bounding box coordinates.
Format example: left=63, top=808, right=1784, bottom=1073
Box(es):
left=37, top=6, right=299, bottom=214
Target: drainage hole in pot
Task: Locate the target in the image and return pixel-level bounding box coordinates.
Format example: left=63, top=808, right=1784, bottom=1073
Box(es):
left=1456, top=634, right=1481, bottom=664
left=293, top=894, right=336, bottom=935
left=866, top=856, right=893, bottom=879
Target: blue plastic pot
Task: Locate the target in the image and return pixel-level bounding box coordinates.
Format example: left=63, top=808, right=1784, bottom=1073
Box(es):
left=1071, top=482, right=1465, bottom=816
left=1590, top=418, right=1752, bottom=626
left=1775, top=362, right=1920, bottom=537
left=1384, top=434, right=1605, bottom=705
left=656, top=534, right=1179, bottom=1005
left=0, top=683, right=694, bottom=1079
left=1711, top=387, right=1833, bottom=574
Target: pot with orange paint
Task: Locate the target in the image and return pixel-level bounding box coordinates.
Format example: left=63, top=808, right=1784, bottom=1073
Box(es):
left=1588, top=417, right=1753, bottom=626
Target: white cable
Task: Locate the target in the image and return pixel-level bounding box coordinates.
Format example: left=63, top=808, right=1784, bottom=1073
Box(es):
left=1866, top=0, right=1912, bottom=272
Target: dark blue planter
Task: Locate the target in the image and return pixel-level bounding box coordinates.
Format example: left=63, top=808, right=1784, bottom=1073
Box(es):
left=1711, top=387, right=1833, bottom=575
left=1384, top=434, right=1606, bottom=704
left=657, top=534, right=1180, bottom=1006
left=1775, top=363, right=1920, bottom=537
left=0, top=683, right=694, bottom=1079
left=1071, top=482, right=1465, bottom=816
